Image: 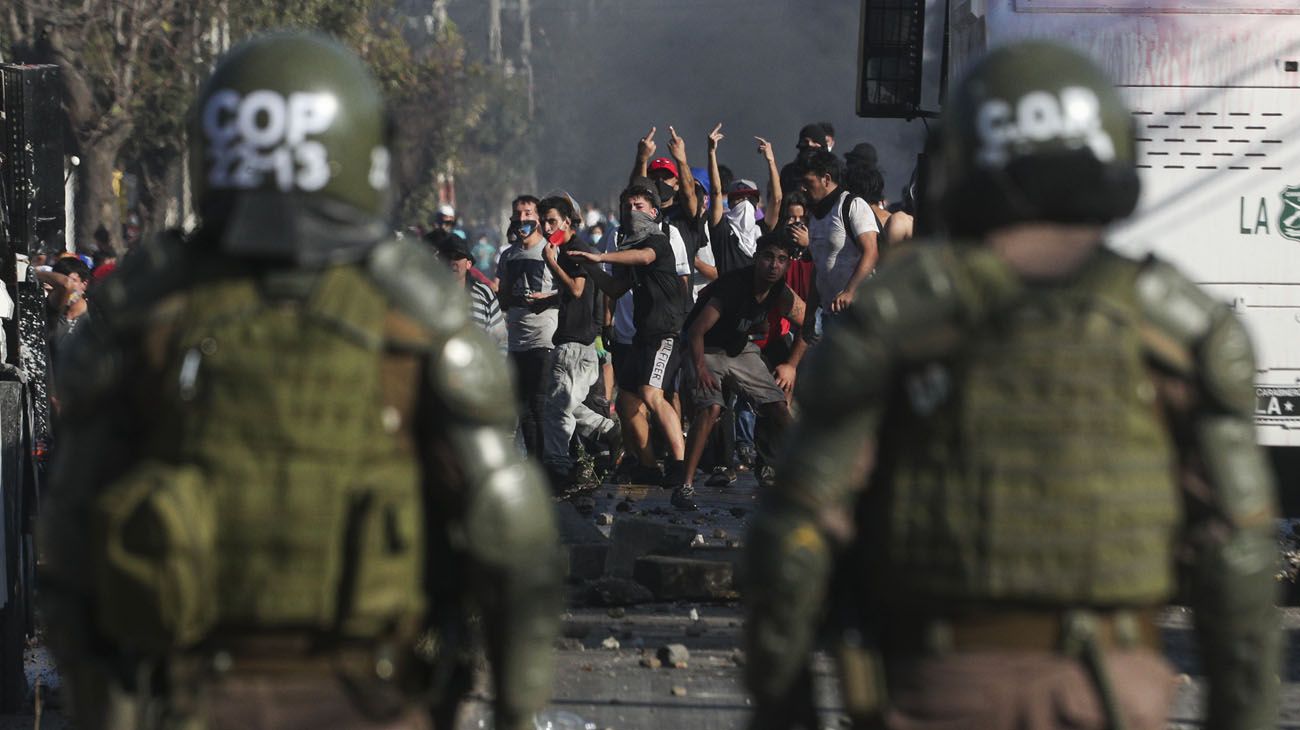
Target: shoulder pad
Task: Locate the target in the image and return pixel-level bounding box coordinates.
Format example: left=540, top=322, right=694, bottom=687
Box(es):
left=367, top=237, right=469, bottom=337
left=93, top=230, right=196, bottom=322
left=1136, top=257, right=1256, bottom=414
left=429, top=323, right=517, bottom=428
left=849, top=243, right=1020, bottom=360
left=1135, top=257, right=1220, bottom=346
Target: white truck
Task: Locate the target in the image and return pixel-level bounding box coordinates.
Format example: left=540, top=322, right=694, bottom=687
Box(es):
left=858, top=0, right=1300, bottom=499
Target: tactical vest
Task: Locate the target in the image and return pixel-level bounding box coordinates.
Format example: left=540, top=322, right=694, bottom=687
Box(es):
left=93, top=264, right=427, bottom=652
left=866, top=250, right=1180, bottom=607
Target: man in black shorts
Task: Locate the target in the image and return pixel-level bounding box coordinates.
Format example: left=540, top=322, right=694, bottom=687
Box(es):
left=681, top=236, right=804, bottom=501
left=568, top=179, right=691, bottom=507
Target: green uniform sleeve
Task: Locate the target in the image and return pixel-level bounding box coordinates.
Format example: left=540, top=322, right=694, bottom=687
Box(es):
left=375, top=236, right=560, bottom=730
left=422, top=326, right=562, bottom=730
left=39, top=311, right=147, bottom=726
left=1137, top=260, right=1280, bottom=730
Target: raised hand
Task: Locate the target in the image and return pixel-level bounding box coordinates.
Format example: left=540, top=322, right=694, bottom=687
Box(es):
left=707, top=123, right=724, bottom=151
left=667, top=126, right=686, bottom=160
left=755, top=136, right=775, bottom=162
left=638, top=126, right=657, bottom=160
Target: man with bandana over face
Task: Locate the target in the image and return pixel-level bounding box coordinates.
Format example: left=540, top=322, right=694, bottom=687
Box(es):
left=630, top=125, right=704, bottom=309
left=497, top=194, right=559, bottom=458
left=568, top=180, right=694, bottom=509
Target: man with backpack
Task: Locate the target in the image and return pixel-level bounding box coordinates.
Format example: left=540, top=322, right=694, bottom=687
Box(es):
left=39, top=32, right=561, bottom=730
left=800, top=149, right=880, bottom=321
left=745, top=41, right=1279, bottom=730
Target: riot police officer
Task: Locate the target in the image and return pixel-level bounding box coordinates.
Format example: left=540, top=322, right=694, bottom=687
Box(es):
left=39, top=32, right=561, bottom=730
left=744, top=41, right=1279, bottom=730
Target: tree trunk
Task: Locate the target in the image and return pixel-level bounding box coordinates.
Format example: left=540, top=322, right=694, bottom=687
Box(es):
left=135, top=153, right=182, bottom=240
left=74, top=139, right=126, bottom=254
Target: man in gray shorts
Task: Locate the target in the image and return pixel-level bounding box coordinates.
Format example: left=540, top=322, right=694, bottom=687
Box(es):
left=681, top=236, right=805, bottom=496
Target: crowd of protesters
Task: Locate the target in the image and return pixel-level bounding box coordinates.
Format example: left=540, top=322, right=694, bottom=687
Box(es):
left=428, top=121, right=915, bottom=511
left=39, top=121, right=914, bottom=512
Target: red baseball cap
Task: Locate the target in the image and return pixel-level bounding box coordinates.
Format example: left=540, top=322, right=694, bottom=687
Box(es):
left=648, top=157, right=679, bottom=179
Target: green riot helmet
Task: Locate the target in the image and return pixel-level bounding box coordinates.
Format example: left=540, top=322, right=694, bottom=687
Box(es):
left=189, top=32, right=393, bottom=266
left=934, top=41, right=1140, bottom=237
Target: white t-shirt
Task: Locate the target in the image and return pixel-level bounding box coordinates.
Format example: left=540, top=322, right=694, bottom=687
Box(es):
left=607, top=227, right=692, bottom=345
left=809, top=190, right=879, bottom=300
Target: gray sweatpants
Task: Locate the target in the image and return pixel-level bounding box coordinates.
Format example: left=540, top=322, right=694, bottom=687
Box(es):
left=542, top=341, right=614, bottom=470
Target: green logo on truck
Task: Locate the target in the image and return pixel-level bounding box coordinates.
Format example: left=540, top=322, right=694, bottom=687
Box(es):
left=1280, top=185, right=1300, bottom=242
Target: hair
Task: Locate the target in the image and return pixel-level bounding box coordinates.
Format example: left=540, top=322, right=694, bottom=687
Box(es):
left=621, top=181, right=660, bottom=213
left=53, top=256, right=91, bottom=281
left=755, top=231, right=792, bottom=255
left=537, top=195, right=576, bottom=223
left=511, top=194, right=540, bottom=211
left=779, top=191, right=810, bottom=223
left=803, top=150, right=843, bottom=185
left=717, top=164, right=735, bottom=192
left=845, top=159, right=886, bottom=202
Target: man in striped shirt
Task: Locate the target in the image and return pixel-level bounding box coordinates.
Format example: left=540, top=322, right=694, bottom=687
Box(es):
left=440, top=235, right=507, bottom=352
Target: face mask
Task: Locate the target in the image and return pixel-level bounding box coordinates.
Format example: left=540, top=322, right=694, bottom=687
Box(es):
left=620, top=210, right=659, bottom=245
left=508, top=220, right=538, bottom=241
left=726, top=199, right=754, bottom=226
left=547, top=228, right=566, bottom=245
left=655, top=179, right=675, bottom=206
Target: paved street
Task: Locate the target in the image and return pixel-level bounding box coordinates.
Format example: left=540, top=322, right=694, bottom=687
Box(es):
left=7, top=468, right=1300, bottom=729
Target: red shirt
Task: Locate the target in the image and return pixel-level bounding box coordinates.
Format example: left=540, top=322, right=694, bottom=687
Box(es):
left=758, top=257, right=814, bottom=350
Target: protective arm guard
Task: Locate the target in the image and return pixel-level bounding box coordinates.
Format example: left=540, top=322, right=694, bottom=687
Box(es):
left=743, top=500, right=832, bottom=706
left=1138, top=260, right=1280, bottom=730
left=39, top=296, right=155, bottom=728
left=416, top=320, right=560, bottom=730
left=373, top=238, right=562, bottom=730
left=745, top=245, right=1022, bottom=705
left=451, top=423, right=562, bottom=730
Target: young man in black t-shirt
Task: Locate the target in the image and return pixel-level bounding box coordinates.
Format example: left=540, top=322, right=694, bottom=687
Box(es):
left=679, top=237, right=805, bottom=502
left=535, top=196, right=620, bottom=490
left=569, top=180, right=692, bottom=506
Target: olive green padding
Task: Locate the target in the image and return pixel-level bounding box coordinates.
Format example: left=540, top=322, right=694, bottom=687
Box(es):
left=93, top=461, right=217, bottom=652
left=782, top=245, right=1022, bottom=517
left=868, top=248, right=1180, bottom=605
left=189, top=32, right=389, bottom=218
left=743, top=501, right=831, bottom=704
left=93, top=264, right=424, bottom=651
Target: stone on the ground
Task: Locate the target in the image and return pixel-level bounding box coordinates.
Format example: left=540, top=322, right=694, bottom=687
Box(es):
left=640, top=654, right=663, bottom=669
left=712, top=528, right=727, bottom=540
left=671, top=685, right=688, bottom=697
left=633, top=555, right=737, bottom=600
left=595, top=512, right=614, bottom=526
left=555, top=637, right=585, bottom=651
left=604, top=518, right=700, bottom=577
left=601, top=636, right=620, bottom=650
left=658, top=643, right=690, bottom=668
